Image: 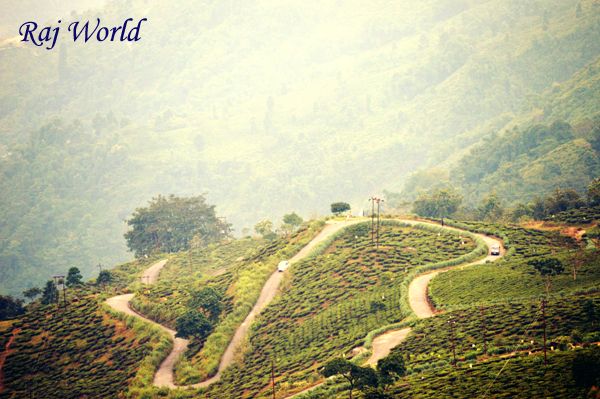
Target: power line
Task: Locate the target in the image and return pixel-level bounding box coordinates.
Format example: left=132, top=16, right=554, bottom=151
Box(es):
left=368, top=196, right=384, bottom=249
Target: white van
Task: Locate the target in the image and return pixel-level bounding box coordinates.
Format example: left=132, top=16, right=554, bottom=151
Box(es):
left=277, top=260, right=290, bottom=272
left=490, top=245, right=501, bottom=256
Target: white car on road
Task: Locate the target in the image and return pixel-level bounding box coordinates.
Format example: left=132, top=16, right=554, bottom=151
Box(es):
left=490, top=245, right=501, bottom=256
left=277, top=260, right=290, bottom=272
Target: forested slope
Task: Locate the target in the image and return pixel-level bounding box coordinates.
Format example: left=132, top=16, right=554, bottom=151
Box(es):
left=1, top=0, right=600, bottom=294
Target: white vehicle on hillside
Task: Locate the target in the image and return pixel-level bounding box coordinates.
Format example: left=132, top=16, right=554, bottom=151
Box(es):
left=490, top=245, right=501, bottom=256
left=277, top=260, right=290, bottom=272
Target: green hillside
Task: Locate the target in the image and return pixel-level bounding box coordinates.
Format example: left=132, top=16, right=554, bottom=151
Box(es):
left=2, top=0, right=600, bottom=294
left=1, top=215, right=598, bottom=398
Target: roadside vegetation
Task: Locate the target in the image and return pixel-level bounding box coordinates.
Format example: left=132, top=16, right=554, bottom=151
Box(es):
left=0, top=257, right=164, bottom=399
left=192, top=221, right=479, bottom=398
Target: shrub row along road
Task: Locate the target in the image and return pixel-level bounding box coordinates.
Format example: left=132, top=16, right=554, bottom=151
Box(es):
left=106, top=220, right=362, bottom=389
left=106, top=219, right=504, bottom=393
left=288, top=219, right=505, bottom=398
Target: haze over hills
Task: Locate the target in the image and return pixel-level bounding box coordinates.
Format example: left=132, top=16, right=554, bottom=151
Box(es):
left=1, top=0, right=600, bottom=294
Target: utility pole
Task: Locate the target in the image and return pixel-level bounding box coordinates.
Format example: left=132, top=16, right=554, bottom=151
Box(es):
left=448, top=317, right=457, bottom=367
left=376, top=198, right=384, bottom=249
left=369, top=197, right=376, bottom=244
left=271, top=358, right=276, bottom=399
left=541, top=299, right=547, bottom=365
left=480, top=306, right=487, bottom=354
left=62, top=281, right=67, bottom=308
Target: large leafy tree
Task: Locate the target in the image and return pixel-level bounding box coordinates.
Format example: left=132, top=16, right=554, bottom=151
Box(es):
left=23, top=287, right=42, bottom=301
left=283, top=212, right=303, bottom=227
left=478, top=193, right=504, bottom=221
left=96, top=270, right=112, bottom=285
left=66, top=267, right=83, bottom=287
left=0, top=296, right=24, bottom=320
left=412, top=188, right=462, bottom=218
left=41, top=280, right=59, bottom=305
left=377, top=352, right=406, bottom=389
left=572, top=347, right=600, bottom=393
left=188, top=287, right=223, bottom=322
left=331, top=202, right=351, bottom=215
left=254, top=219, right=276, bottom=240
left=124, top=195, right=231, bottom=258
left=321, top=358, right=377, bottom=399
left=175, top=310, right=213, bottom=339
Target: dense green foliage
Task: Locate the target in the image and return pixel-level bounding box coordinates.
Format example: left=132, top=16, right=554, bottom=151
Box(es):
left=22, top=287, right=41, bottom=301
left=527, top=257, right=564, bottom=277
left=41, top=280, right=59, bottom=305
left=321, top=358, right=378, bottom=399
left=0, top=119, right=138, bottom=296
left=3, top=0, right=600, bottom=295
left=572, top=347, right=600, bottom=391
left=0, top=295, right=24, bottom=320
left=188, top=287, right=224, bottom=322
left=66, top=267, right=83, bottom=287
left=195, top=222, right=477, bottom=398
left=412, top=188, right=462, bottom=218
left=283, top=213, right=303, bottom=228
left=331, top=202, right=351, bottom=215
left=176, top=310, right=213, bottom=339
left=403, top=118, right=600, bottom=213
left=124, top=195, right=231, bottom=258
left=96, top=270, right=112, bottom=285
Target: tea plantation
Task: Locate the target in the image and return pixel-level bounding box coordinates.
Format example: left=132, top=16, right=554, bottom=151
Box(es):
left=0, top=295, right=157, bottom=398
left=151, top=221, right=325, bottom=384
left=428, top=221, right=596, bottom=307
left=192, top=221, right=479, bottom=398
left=285, top=219, right=599, bottom=399
left=2, top=217, right=597, bottom=399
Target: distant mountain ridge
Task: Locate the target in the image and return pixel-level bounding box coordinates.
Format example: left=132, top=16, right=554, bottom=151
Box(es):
left=1, top=0, right=600, bottom=294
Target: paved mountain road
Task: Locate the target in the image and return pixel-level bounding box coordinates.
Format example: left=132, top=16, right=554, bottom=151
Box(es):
left=106, top=220, right=362, bottom=389
left=106, top=219, right=504, bottom=394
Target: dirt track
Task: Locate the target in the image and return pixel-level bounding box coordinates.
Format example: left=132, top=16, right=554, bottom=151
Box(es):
left=288, top=219, right=505, bottom=398
left=106, top=219, right=504, bottom=394
left=106, top=220, right=361, bottom=389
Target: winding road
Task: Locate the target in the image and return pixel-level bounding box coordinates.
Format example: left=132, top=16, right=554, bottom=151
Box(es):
left=106, top=220, right=362, bottom=389
left=288, top=220, right=505, bottom=398
left=106, top=218, right=504, bottom=394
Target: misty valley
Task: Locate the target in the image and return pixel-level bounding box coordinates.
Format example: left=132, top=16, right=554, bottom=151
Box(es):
left=1, top=1, right=599, bottom=398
